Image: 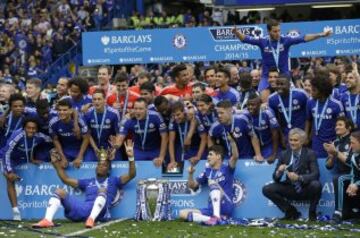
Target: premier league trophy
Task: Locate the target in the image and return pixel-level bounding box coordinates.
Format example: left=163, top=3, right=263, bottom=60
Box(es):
left=135, top=178, right=171, bottom=221
left=145, top=180, right=159, bottom=218
left=97, top=147, right=108, bottom=161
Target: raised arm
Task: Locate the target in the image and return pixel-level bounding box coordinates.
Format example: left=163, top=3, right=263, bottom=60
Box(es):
left=304, top=29, right=332, bottom=42
left=187, top=165, right=199, bottom=191
left=51, top=150, right=78, bottom=188
left=120, top=140, right=136, bottom=185
left=232, top=26, right=246, bottom=41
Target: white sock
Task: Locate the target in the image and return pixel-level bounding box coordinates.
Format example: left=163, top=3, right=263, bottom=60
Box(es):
left=12, top=207, right=21, bottom=221
left=12, top=207, right=20, bottom=213
left=45, top=197, right=61, bottom=222
left=192, top=213, right=211, bottom=223
left=334, top=210, right=342, bottom=217
left=89, top=195, right=106, bottom=220
left=210, top=189, right=221, bottom=218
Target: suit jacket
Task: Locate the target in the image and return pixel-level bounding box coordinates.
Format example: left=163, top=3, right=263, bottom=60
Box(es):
left=345, top=151, right=360, bottom=185
left=273, top=147, right=320, bottom=185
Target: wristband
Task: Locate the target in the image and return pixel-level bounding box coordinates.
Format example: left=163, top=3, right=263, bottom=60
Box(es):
left=128, top=156, right=135, bottom=162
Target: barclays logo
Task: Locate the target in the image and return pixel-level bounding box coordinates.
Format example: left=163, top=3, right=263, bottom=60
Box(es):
left=15, top=184, right=81, bottom=196
left=101, top=35, right=110, bottom=46
left=331, top=25, right=360, bottom=34
left=209, top=26, right=263, bottom=41
left=168, top=180, right=201, bottom=196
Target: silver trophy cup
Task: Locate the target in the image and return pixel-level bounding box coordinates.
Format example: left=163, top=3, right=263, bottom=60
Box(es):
left=145, top=178, right=160, bottom=220
left=136, top=178, right=170, bottom=221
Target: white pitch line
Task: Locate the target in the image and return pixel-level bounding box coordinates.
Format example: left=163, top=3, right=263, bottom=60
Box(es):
left=64, top=218, right=128, bottom=237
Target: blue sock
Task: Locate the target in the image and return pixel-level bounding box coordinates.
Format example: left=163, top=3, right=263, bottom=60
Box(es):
left=187, top=212, right=193, bottom=222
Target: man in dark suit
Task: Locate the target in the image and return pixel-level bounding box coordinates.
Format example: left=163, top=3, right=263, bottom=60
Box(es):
left=262, top=128, right=321, bottom=220
left=332, top=130, right=360, bottom=223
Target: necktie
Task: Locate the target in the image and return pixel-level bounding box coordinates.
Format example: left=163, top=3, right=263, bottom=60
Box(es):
left=292, top=152, right=302, bottom=193
left=292, top=152, right=301, bottom=172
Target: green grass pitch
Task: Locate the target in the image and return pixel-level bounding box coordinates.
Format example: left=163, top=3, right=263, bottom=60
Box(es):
left=0, top=219, right=359, bottom=238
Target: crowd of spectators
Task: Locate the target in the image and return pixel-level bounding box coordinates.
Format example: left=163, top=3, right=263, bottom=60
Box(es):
left=1, top=0, right=359, bottom=88
left=0, top=0, right=114, bottom=86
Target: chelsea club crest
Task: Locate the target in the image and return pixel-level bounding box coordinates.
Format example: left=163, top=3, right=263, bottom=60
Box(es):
left=233, top=179, right=247, bottom=206
left=173, top=34, right=187, bottom=49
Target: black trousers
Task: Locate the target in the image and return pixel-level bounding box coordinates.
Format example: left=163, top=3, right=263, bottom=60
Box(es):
left=262, top=180, right=322, bottom=215
left=333, top=175, right=360, bottom=219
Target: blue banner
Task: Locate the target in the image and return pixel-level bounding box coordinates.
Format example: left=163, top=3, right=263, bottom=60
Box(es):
left=82, top=19, right=360, bottom=66
left=0, top=160, right=335, bottom=220
left=215, top=0, right=347, bottom=6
